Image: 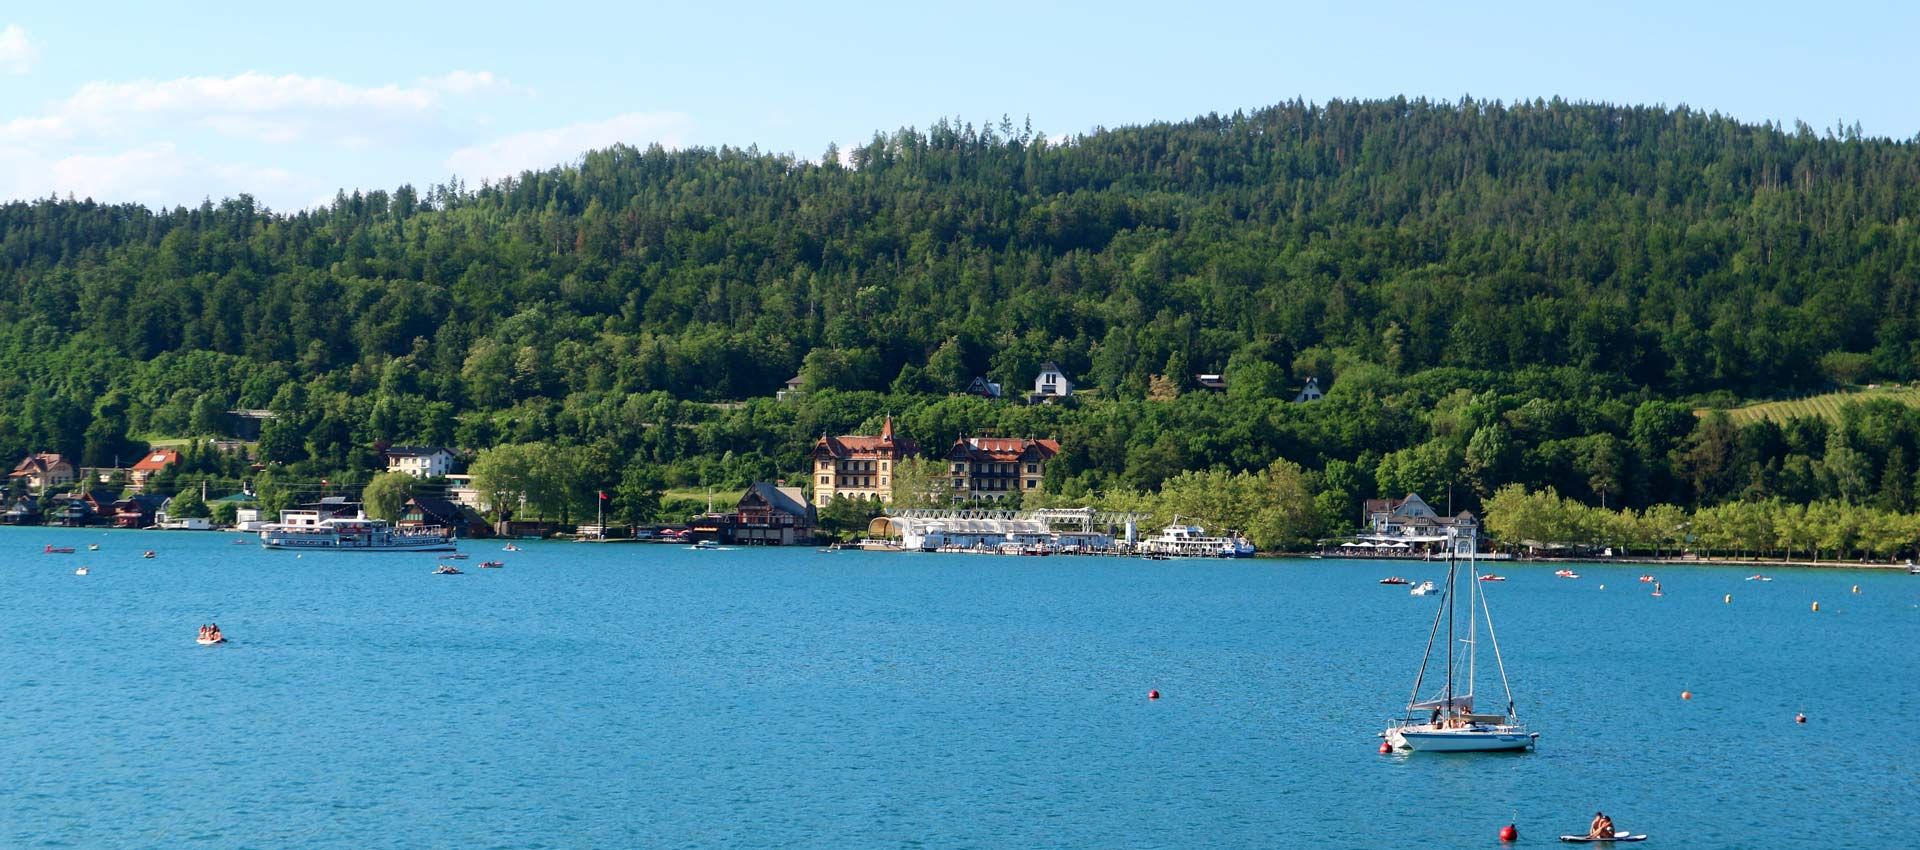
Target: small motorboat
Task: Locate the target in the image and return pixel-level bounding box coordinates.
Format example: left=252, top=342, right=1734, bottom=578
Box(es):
left=44, top=545, right=75, bottom=554
left=434, top=565, right=463, bottom=575
left=444, top=553, right=470, bottom=560
left=1555, top=569, right=1580, bottom=579
left=479, top=561, right=504, bottom=569
left=142, top=551, right=156, bottom=559
left=1638, top=575, right=1655, bottom=583
left=74, top=567, right=89, bottom=576
left=1746, top=574, right=1772, bottom=582
left=690, top=540, right=721, bottom=550
left=1410, top=581, right=1440, bottom=596
left=502, top=543, right=522, bottom=552
left=1379, top=576, right=1411, bottom=585
left=231, top=539, right=251, bottom=545
left=87, top=544, right=100, bottom=551
left=1478, top=574, right=1506, bottom=582
left=196, top=635, right=226, bottom=645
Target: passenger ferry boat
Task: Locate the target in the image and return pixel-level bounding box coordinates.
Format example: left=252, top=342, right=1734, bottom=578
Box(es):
left=259, top=510, right=455, bottom=551
left=1134, top=521, right=1256, bottom=558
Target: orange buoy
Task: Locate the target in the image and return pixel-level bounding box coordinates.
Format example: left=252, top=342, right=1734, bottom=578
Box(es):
left=1148, top=689, right=1160, bottom=700
left=1500, top=823, right=1518, bottom=842
left=1379, top=740, right=1392, bottom=754
left=1681, top=690, right=1693, bottom=700
left=1796, top=712, right=1807, bottom=724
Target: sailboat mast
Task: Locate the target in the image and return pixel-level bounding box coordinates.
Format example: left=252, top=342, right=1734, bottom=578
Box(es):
left=1467, top=542, right=1478, bottom=705
left=1443, top=536, right=1455, bottom=717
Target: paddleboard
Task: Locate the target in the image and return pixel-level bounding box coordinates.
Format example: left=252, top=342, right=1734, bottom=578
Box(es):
left=1560, top=835, right=1646, bottom=843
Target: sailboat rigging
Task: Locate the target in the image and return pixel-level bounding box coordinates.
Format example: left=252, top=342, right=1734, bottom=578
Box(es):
left=1382, top=527, right=1538, bottom=752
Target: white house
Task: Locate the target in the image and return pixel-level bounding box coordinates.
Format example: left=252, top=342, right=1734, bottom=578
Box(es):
left=446, top=474, right=482, bottom=509
left=385, top=446, right=456, bottom=478
left=1293, top=376, right=1324, bottom=403
left=1029, top=362, right=1073, bottom=403
left=776, top=374, right=805, bottom=401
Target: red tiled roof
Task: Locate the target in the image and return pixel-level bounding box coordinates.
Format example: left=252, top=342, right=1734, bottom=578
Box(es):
left=815, top=435, right=917, bottom=458
left=814, top=416, right=917, bottom=458
left=947, top=437, right=1061, bottom=463
left=131, top=449, right=180, bottom=472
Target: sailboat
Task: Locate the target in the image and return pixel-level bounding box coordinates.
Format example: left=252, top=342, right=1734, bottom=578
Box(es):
left=1382, top=529, right=1538, bottom=752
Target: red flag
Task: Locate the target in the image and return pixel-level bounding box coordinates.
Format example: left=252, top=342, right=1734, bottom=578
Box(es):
left=598, top=490, right=607, bottom=501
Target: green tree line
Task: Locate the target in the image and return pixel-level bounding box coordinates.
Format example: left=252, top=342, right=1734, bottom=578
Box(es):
left=5, top=98, right=1920, bottom=526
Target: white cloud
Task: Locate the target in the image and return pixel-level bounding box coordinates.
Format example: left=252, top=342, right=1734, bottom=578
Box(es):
left=0, top=70, right=511, bottom=149
left=0, top=24, right=35, bottom=74
left=423, top=70, right=503, bottom=95
left=0, top=68, right=512, bottom=206
left=447, top=112, right=691, bottom=181
left=3, top=142, right=315, bottom=208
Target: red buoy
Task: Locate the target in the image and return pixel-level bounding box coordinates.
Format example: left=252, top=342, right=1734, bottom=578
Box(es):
left=1379, top=740, right=1392, bottom=754
left=1500, top=823, right=1518, bottom=842
left=1681, top=690, right=1692, bottom=700
left=1148, top=689, right=1160, bottom=700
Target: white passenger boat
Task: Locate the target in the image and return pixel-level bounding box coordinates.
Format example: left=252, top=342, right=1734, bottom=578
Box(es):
left=259, top=511, right=455, bottom=552
left=1134, top=520, right=1256, bottom=558
left=1382, top=530, right=1538, bottom=752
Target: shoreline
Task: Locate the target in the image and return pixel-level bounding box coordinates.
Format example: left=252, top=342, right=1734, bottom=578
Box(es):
left=1276, top=551, right=1916, bottom=571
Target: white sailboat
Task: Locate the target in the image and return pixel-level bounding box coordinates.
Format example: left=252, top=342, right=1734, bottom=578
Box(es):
left=1382, top=529, right=1537, bottom=752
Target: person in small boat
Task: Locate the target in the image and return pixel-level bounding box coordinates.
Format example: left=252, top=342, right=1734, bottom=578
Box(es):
left=1588, top=812, right=1614, bottom=839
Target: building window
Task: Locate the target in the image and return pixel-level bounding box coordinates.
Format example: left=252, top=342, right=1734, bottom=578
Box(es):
left=880, top=462, right=888, bottom=472
left=1026, top=464, right=1037, bottom=473
left=953, top=479, right=963, bottom=489
left=819, top=475, right=829, bottom=485
left=880, top=477, right=888, bottom=486
left=1027, top=480, right=1036, bottom=489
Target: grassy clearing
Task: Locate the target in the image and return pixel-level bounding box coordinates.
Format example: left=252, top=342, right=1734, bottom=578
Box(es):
left=1704, top=385, right=1920, bottom=426
left=662, top=488, right=742, bottom=510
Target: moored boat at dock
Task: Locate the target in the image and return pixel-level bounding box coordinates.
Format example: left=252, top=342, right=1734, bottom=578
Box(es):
left=259, top=510, right=454, bottom=552
left=1133, top=521, right=1255, bottom=558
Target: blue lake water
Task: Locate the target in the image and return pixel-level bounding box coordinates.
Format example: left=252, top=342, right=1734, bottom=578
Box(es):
left=0, top=526, right=1914, bottom=849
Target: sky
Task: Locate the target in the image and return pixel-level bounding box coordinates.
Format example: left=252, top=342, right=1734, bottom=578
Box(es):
left=2, top=1, right=1915, bottom=211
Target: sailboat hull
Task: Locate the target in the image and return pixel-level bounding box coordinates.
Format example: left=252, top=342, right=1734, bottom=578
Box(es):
left=1391, top=728, right=1538, bottom=752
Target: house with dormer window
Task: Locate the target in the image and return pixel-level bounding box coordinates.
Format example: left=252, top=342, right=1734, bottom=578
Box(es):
left=1028, top=362, right=1073, bottom=404
left=9, top=453, right=75, bottom=492
left=809, top=416, right=918, bottom=507
left=944, top=437, right=1060, bottom=501
left=129, top=449, right=179, bottom=492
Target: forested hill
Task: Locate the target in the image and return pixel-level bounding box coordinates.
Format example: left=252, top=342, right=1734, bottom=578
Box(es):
left=4, top=97, right=1920, bottom=524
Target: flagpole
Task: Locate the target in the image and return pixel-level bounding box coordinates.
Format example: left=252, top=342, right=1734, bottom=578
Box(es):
left=597, top=489, right=604, bottom=539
